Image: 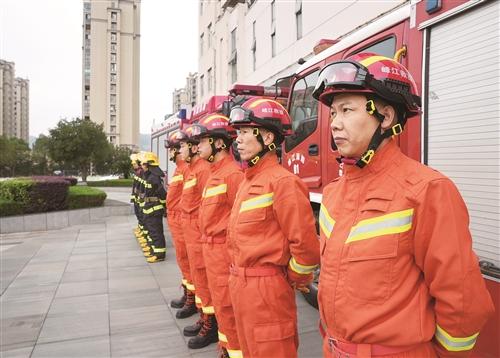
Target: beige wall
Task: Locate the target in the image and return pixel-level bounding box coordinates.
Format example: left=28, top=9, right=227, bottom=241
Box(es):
left=197, top=0, right=404, bottom=104
left=83, top=0, right=140, bottom=149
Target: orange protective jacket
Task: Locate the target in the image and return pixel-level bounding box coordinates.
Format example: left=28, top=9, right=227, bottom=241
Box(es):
left=228, top=153, right=319, bottom=272
left=166, top=159, right=187, bottom=214
left=318, top=139, right=494, bottom=356
left=181, top=156, right=211, bottom=218
left=200, top=155, right=243, bottom=241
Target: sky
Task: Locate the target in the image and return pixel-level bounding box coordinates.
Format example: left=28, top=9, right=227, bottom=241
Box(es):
left=0, top=0, right=198, bottom=137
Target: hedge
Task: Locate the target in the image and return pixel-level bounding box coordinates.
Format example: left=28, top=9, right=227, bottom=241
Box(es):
left=87, top=178, right=133, bottom=187
left=0, top=198, right=24, bottom=217
left=0, top=176, right=103, bottom=217
left=67, top=186, right=107, bottom=210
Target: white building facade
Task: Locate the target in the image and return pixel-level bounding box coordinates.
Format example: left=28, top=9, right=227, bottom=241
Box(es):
left=197, top=0, right=405, bottom=104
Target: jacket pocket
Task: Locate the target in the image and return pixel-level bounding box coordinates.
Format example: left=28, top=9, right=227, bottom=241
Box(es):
left=212, top=275, right=232, bottom=307
left=345, top=235, right=398, bottom=303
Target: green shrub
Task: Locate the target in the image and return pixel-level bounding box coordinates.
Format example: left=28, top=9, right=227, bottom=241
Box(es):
left=0, top=198, right=24, bottom=217
left=67, top=186, right=107, bottom=209
left=87, top=179, right=133, bottom=187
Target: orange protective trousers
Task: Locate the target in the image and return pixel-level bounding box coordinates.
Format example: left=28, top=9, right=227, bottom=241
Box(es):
left=167, top=211, right=192, bottom=286
left=182, top=215, right=212, bottom=310
left=228, top=271, right=298, bottom=358
left=202, top=238, right=238, bottom=350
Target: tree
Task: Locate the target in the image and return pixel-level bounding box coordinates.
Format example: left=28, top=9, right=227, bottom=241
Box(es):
left=31, top=135, right=52, bottom=175
left=110, top=146, right=133, bottom=179
left=0, top=136, right=31, bottom=177
left=47, top=118, right=112, bottom=181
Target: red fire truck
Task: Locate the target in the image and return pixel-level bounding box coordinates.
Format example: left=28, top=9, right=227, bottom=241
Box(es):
left=281, top=0, right=499, bottom=356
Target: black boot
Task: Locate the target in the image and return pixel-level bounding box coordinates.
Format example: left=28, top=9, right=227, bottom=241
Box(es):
left=170, top=285, right=187, bottom=309
left=183, top=313, right=203, bottom=337
left=188, top=314, right=218, bottom=349
left=218, top=347, right=230, bottom=358
left=176, top=291, right=197, bottom=319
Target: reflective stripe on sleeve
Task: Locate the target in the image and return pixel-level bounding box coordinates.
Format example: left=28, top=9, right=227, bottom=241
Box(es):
left=435, top=324, right=479, bottom=352
left=203, top=184, right=227, bottom=198
left=288, top=257, right=318, bottom=275
left=183, top=178, right=197, bottom=189
left=346, top=208, right=414, bottom=243
left=319, top=203, right=335, bottom=239
left=170, top=174, right=183, bottom=184
left=239, top=193, right=273, bottom=213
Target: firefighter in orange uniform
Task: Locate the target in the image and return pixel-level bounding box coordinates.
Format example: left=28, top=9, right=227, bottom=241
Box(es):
left=191, top=113, right=243, bottom=358
left=227, top=97, right=320, bottom=358
left=178, top=125, right=218, bottom=349
left=312, top=53, right=494, bottom=358
left=165, top=130, right=194, bottom=310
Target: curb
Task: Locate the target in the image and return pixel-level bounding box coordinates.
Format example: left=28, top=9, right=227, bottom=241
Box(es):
left=0, top=203, right=134, bottom=234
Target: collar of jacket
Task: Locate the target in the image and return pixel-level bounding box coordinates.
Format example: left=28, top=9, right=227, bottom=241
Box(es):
left=344, top=138, right=401, bottom=180
left=244, top=152, right=278, bottom=179
left=210, top=155, right=232, bottom=173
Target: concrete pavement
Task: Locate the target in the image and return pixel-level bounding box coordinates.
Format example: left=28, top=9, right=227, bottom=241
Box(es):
left=0, top=214, right=322, bottom=358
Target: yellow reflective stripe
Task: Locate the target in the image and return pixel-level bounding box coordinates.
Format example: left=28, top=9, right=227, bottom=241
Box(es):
left=202, top=305, right=215, bottom=314
left=203, top=183, right=227, bottom=198
left=170, top=174, right=183, bottom=183
left=182, top=279, right=188, bottom=286
left=144, top=183, right=152, bottom=188
left=227, top=349, right=243, bottom=358
left=159, top=199, right=166, bottom=204
left=195, top=295, right=202, bottom=304
left=288, top=257, right=318, bottom=275
left=359, top=55, right=389, bottom=68
left=153, top=247, right=166, bottom=253
left=239, top=193, right=273, bottom=213
left=319, top=203, right=335, bottom=239
left=435, top=325, right=479, bottom=352
left=143, top=205, right=164, bottom=214
left=346, top=208, right=414, bottom=244
left=218, top=331, right=228, bottom=342
left=183, top=178, right=197, bottom=189
left=186, top=282, right=195, bottom=291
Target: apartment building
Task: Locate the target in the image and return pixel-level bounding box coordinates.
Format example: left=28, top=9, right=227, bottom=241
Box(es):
left=82, top=0, right=141, bottom=149
left=0, top=59, right=29, bottom=142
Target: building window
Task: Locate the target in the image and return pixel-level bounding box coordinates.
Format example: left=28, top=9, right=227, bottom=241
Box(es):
left=207, top=68, right=212, bottom=91
left=111, top=53, right=116, bottom=62
left=200, top=33, right=204, bottom=56
left=110, top=115, right=116, bottom=124
left=110, top=125, right=116, bottom=133
left=229, top=28, right=237, bottom=83
left=111, top=63, right=117, bottom=72
left=271, top=1, right=276, bottom=57
left=200, top=74, right=204, bottom=98
left=271, top=33, right=276, bottom=57
left=207, top=23, right=212, bottom=48
left=252, top=21, right=257, bottom=71
left=110, top=136, right=115, bottom=144
left=111, top=32, right=117, bottom=42
left=111, top=44, right=117, bottom=52
left=110, top=104, right=116, bottom=113
left=111, top=12, right=117, bottom=21
left=296, top=0, right=302, bottom=40
left=111, top=84, right=116, bottom=92
left=110, top=94, right=116, bottom=104
left=111, top=73, right=117, bottom=82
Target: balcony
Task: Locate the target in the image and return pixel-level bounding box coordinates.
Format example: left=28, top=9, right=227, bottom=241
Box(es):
left=221, top=0, right=245, bottom=10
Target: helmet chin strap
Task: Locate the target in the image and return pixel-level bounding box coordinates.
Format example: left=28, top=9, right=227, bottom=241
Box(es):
left=248, top=127, right=277, bottom=167
left=169, top=148, right=179, bottom=162
left=202, top=137, right=227, bottom=163
left=336, top=99, right=403, bottom=168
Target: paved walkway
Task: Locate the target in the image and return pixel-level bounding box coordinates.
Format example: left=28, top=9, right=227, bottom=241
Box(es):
left=0, top=214, right=322, bottom=358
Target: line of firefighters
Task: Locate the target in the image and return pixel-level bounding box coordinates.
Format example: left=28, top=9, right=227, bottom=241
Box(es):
left=128, top=54, right=494, bottom=358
